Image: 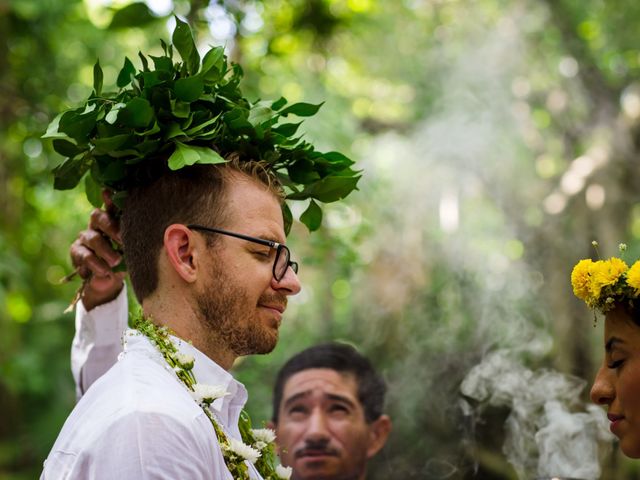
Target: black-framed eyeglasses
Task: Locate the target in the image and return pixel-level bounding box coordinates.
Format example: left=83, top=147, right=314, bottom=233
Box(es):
left=187, top=224, right=298, bottom=282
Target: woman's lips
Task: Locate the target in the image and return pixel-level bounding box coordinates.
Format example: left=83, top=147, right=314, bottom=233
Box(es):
left=608, top=413, right=624, bottom=434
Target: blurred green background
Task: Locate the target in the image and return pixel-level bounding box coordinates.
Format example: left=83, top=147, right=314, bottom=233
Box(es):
left=3, top=0, right=640, bottom=478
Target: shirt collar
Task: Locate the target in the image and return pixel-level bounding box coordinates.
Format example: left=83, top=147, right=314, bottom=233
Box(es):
left=123, top=329, right=248, bottom=437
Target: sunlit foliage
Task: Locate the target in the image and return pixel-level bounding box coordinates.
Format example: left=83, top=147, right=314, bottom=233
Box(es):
left=2, top=0, right=640, bottom=478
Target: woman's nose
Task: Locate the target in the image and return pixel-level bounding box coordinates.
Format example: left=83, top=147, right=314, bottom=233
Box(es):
left=590, top=363, right=615, bottom=406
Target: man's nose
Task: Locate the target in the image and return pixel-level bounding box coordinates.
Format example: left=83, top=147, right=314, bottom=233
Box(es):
left=305, top=409, right=330, bottom=441
left=590, top=363, right=615, bottom=406
left=273, top=266, right=302, bottom=296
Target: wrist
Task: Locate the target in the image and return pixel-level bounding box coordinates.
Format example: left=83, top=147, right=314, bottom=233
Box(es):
left=82, top=283, right=124, bottom=311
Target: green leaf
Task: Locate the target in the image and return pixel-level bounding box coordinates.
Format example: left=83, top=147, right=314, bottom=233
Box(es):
left=248, top=104, right=275, bottom=127
left=272, top=122, right=303, bottom=137
left=150, top=55, right=173, bottom=72
left=224, top=108, right=253, bottom=132
left=287, top=174, right=361, bottom=203
left=170, top=100, right=191, bottom=118
left=280, top=102, right=324, bottom=117
left=109, top=3, right=157, bottom=29
left=165, top=123, right=186, bottom=139
left=168, top=142, right=226, bottom=170
left=322, top=151, right=354, bottom=167
left=42, top=113, right=66, bottom=139
left=282, top=203, right=293, bottom=236
left=184, top=114, right=221, bottom=136
left=96, top=159, right=126, bottom=182
left=117, top=57, right=136, bottom=88
left=300, top=200, right=322, bottom=231
left=92, top=134, right=132, bottom=153
left=200, top=47, right=225, bottom=83
left=135, top=139, right=162, bottom=156
left=58, top=108, right=99, bottom=142
left=119, top=97, right=154, bottom=128
left=271, top=97, right=287, bottom=111
left=52, top=156, right=90, bottom=190
left=85, top=173, right=103, bottom=207
left=172, top=17, right=200, bottom=75
left=138, top=51, right=149, bottom=71
left=52, top=139, right=81, bottom=157
left=105, top=103, right=126, bottom=124
left=93, top=60, right=103, bottom=96
left=141, top=71, right=163, bottom=89
left=288, top=159, right=321, bottom=184
left=175, top=76, right=204, bottom=102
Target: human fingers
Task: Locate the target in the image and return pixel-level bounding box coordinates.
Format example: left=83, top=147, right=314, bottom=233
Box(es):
left=89, top=207, right=122, bottom=246
left=79, top=222, right=122, bottom=268
left=70, top=236, right=114, bottom=278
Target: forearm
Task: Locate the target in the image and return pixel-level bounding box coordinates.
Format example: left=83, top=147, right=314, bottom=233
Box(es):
left=71, top=285, right=129, bottom=399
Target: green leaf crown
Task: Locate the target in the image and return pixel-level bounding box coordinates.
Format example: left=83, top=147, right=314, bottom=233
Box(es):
left=43, top=17, right=360, bottom=232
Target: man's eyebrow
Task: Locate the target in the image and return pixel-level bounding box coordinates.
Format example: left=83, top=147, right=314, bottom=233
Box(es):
left=252, top=232, right=284, bottom=245
left=606, top=337, right=624, bottom=352
left=326, top=393, right=357, bottom=408
left=283, top=391, right=311, bottom=408
left=282, top=391, right=358, bottom=409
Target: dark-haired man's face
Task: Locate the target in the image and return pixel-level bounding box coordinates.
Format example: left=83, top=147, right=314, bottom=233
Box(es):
left=273, top=368, right=390, bottom=480
left=195, top=175, right=301, bottom=357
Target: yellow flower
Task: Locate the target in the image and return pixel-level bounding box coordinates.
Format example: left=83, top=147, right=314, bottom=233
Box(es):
left=590, top=257, right=628, bottom=297
left=571, top=259, right=593, bottom=302
left=627, top=261, right=640, bottom=292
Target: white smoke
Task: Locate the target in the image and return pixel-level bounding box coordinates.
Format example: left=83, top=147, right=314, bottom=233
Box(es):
left=460, top=350, right=613, bottom=479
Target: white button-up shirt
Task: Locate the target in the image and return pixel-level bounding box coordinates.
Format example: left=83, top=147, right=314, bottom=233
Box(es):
left=42, top=291, right=263, bottom=479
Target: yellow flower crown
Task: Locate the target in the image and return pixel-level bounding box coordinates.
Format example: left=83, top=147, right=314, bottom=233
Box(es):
left=571, top=243, right=640, bottom=313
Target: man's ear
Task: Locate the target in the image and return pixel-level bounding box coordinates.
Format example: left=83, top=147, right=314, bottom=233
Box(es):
left=366, top=414, right=392, bottom=459
left=163, top=224, right=200, bottom=283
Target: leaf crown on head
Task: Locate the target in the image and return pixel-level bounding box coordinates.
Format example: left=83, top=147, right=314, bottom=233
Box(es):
left=571, top=242, right=640, bottom=313
left=43, top=17, right=360, bottom=233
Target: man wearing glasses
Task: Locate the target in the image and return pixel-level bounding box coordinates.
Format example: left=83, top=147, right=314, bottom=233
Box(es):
left=42, top=159, right=301, bottom=479
left=62, top=200, right=393, bottom=480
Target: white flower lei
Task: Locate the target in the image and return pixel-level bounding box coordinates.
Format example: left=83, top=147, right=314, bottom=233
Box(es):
left=134, top=312, right=290, bottom=479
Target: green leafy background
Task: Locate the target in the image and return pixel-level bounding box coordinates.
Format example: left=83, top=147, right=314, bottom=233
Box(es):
left=3, top=1, right=640, bottom=478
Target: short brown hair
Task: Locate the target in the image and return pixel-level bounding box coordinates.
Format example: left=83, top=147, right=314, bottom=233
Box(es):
left=121, top=156, right=283, bottom=301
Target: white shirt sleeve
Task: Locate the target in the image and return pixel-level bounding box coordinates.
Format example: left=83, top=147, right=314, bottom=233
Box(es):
left=71, top=285, right=129, bottom=399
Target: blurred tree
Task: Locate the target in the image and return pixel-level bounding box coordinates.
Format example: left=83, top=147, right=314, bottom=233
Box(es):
left=3, top=0, right=640, bottom=479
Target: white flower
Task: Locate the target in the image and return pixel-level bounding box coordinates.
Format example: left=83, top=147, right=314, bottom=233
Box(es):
left=226, top=437, right=261, bottom=464
left=275, top=464, right=292, bottom=479
left=190, top=383, right=229, bottom=405
left=174, top=352, right=195, bottom=369
left=251, top=428, right=276, bottom=445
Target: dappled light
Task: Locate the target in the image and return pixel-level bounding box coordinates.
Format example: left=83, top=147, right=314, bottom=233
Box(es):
left=3, top=0, right=640, bottom=478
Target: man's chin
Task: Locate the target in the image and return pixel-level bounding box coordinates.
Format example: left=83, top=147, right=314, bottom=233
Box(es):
left=243, top=327, right=278, bottom=355
left=293, top=457, right=342, bottom=479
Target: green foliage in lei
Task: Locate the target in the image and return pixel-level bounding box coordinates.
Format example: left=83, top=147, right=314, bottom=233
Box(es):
left=43, top=17, right=360, bottom=233
left=132, top=311, right=288, bottom=480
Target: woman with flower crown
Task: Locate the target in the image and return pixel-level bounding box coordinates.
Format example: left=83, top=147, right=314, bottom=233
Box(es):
left=571, top=244, right=640, bottom=458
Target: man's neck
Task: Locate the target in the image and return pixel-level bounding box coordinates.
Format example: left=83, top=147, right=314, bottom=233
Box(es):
left=141, top=296, right=237, bottom=370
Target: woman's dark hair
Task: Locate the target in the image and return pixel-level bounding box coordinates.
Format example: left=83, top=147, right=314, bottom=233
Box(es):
left=617, top=300, right=640, bottom=327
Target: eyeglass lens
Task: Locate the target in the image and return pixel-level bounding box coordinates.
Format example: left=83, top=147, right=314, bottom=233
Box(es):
left=275, top=246, right=289, bottom=281
left=274, top=246, right=298, bottom=281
